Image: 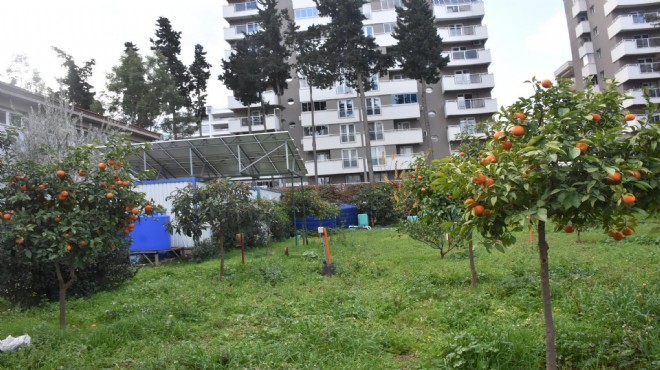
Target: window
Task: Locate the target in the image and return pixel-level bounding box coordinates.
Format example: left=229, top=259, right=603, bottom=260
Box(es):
left=369, top=73, right=380, bottom=90
left=318, top=176, right=332, bottom=185
left=459, top=117, right=482, bottom=134
left=250, top=110, right=263, bottom=125
left=582, top=53, right=595, bottom=65
left=303, top=125, right=329, bottom=136
left=381, top=0, right=403, bottom=9
left=212, top=123, right=229, bottom=131
left=302, top=101, right=327, bottom=112
left=390, top=73, right=404, bottom=80
left=599, top=71, right=605, bottom=80
left=317, top=151, right=330, bottom=161
left=396, top=121, right=411, bottom=130
left=338, top=100, right=354, bottom=118
left=340, top=124, right=356, bottom=143
left=577, top=13, right=588, bottom=22
left=371, top=146, right=386, bottom=165
left=234, top=1, right=257, bottom=12
left=393, top=93, right=418, bottom=104
left=363, top=26, right=374, bottom=37
left=596, top=49, right=601, bottom=59
left=366, top=98, right=381, bottom=115
left=398, top=145, right=413, bottom=156
left=449, top=24, right=463, bottom=36
left=383, top=22, right=396, bottom=34
left=345, top=174, right=362, bottom=184
left=336, top=80, right=352, bottom=94
left=593, top=26, right=598, bottom=36
left=373, top=173, right=387, bottom=183
left=294, top=7, right=319, bottom=19
left=342, top=149, right=359, bottom=169
left=236, top=23, right=259, bottom=34
left=0, top=109, right=7, bottom=125
left=369, top=122, right=384, bottom=140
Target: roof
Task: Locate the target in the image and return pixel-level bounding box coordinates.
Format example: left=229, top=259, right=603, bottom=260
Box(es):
left=127, top=132, right=307, bottom=180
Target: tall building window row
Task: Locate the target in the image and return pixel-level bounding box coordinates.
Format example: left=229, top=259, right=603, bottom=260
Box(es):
left=302, top=101, right=327, bottom=112
left=295, top=8, right=319, bottom=19
left=236, top=23, right=259, bottom=35
left=234, top=1, right=257, bottom=12
left=393, top=93, right=418, bottom=105
left=303, top=125, right=329, bottom=137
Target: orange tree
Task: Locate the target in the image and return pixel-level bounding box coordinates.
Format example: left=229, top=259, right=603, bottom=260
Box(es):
left=0, top=131, right=153, bottom=329
left=430, top=78, right=659, bottom=369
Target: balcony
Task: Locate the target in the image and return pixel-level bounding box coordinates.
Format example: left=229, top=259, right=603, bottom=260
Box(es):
left=433, top=1, right=485, bottom=20
left=447, top=125, right=487, bottom=141
left=611, top=38, right=660, bottom=62
left=581, top=62, right=597, bottom=77
left=444, top=49, right=491, bottom=67
left=222, top=2, right=259, bottom=20
left=227, top=90, right=276, bottom=109
left=374, top=128, right=424, bottom=146
left=442, top=73, right=495, bottom=92
left=300, top=103, right=420, bottom=126
left=301, top=133, right=364, bottom=151
left=304, top=158, right=364, bottom=176
left=622, top=88, right=660, bottom=108
left=373, top=32, right=397, bottom=47
left=365, top=7, right=397, bottom=25
left=608, top=13, right=658, bottom=38
left=572, top=0, right=587, bottom=18
left=604, top=0, right=659, bottom=15
left=444, top=98, right=498, bottom=117
left=299, top=79, right=418, bottom=102
left=615, top=63, right=660, bottom=83
left=574, top=20, right=591, bottom=37
left=578, top=41, right=594, bottom=58
left=437, top=25, right=488, bottom=43
left=227, top=114, right=280, bottom=134
left=293, top=16, right=330, bottom=32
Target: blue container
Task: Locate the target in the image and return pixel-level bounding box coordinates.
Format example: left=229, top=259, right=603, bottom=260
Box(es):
left=295, top=204, right=359, bottom=230
left=130, top=214, right=172, bottom=252
left=358, top=213, right=369, bottom=227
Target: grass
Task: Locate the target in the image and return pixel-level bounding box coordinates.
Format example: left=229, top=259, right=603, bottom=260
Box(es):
left=1, top=222, right=659, bottom=369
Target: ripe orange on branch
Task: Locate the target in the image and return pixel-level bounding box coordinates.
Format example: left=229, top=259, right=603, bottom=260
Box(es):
left=514, top=112, right=526, bottom=120
left=591, top=113, right=601, bottom=123
left=575, top=142, right=589, bottom=152
left=607, top=172, right=622, bottom=185
left=56, top=170, right=66, bottom=178
left=541, top=79, right=553, bottom=88
left=622, top=194, right=636, bottom=204
left=625, top=113, right=636, bottom=121
left=563, top=225, right=574, bottom=233
left=511, top=125, right=525, bottom=137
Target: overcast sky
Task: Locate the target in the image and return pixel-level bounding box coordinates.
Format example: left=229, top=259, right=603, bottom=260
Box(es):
left=0, top=0, right=570, bottom=110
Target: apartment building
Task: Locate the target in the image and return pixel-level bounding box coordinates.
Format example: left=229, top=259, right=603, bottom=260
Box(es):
left=562, top=0, right=660, bottom=117
left=223, top=0, right=497, bottom=184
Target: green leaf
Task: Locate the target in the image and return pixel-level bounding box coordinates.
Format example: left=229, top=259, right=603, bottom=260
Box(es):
left=569, top=147, right=581, bottom=159
left=490, top=197, right=497, bottom=207
left=558, top=108, right=570, bottom=116
left=536, top=208, right=548, bottom=222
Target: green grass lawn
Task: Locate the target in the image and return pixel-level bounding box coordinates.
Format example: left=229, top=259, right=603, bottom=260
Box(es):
left=1, top=222, right=659, bottom=369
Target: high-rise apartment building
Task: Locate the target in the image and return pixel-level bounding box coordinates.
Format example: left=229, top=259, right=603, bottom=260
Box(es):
left=561, top=0, right=660, bottom=116
left=222, top=0, right=496, bottom=184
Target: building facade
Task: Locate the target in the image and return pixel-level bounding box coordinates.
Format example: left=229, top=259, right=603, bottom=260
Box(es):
left=223, top=0, right=497, bottom=184
left=561, top=0, right=660, bottom=116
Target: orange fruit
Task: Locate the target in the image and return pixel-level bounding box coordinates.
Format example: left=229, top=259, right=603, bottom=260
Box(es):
left=563, top=225, right=574, bottom=233
left=576, top=142, right=589, bottom=152
left=541, top=79, right=553, bottom=88
left=38, top=184, right=47, bottom=189
left=622, top=227, right=634, bottom=236
left=123, top=229, right=130, bottom=235
left=420, top=187, right=427, bottom=193
left=3, top=213, right=12, bottom=221
left=108, top=159, right=116, bottom=166
left=98, top=163, right=107, bottom=170
left=145, top=204, right=153, bottom=214
left=459, top=152, right=466, bottom=157
left=612, top=232, right=624, bottom=241
left=20, top=185, right=27, bottom=191
left=628, top=170, right=641, bottom=180
left=78, top=169, right=87, bottom=177
left=493, top=131, right=504, bottom=141
left=16, top=238, right=25, bottom=245
left=55, top=217, right=61, bottom=223
left=622, top=194, right=636, bottom=204
left=485, top=178, right=495, bottom=188
left=60, top=190, right=69, bottom=198
left=501, top=141, right=513, bottom=151
left=486, top=155, right=497, bottom=163
left=417, top=175, right=423, bottom=180
left=80, top=240, right=88, bottom=247
left=511, top=125, right=525, bottom=137
left=591, top=113, right=601, bottom=123
left=65, top=245, right=73, bottom=251
left=132, top=207, right=139, bottom=215
left=464, top=198, right=477, bottom=209
left=625, top=113, right=635, bottom=121
left=607, top=172, right=622, bottom=184
left=474, top=205, right=485, bottom=216
left=56, top=170, right=66, bottom=178
left=514, top=112, right=526, bottom=120
left=106, top=192, right=114, bottom=199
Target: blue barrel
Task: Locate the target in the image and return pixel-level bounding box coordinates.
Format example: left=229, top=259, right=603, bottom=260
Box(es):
left=130, top=214, right=172, bottom=252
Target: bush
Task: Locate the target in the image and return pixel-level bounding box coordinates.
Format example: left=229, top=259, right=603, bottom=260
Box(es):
left=351, top=183, right=401, bottom=226
left=189, top=239, right=220, bottom=263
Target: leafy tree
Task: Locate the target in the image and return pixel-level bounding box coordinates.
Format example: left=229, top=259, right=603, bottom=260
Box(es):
left=253, top=0, right=292, bottom=99
left=4, top=54, right=48, bottom=95
left=150, top=16, right=188, bottom=105
left=314, top=0, right=393, bottom=183
left=188, top=44, right=212, bottom=136
left=106, top=42, right=154, bottom=127
left=52, top=47, right=97, bottom=111
left=167, top=180, right=257, bottom=278
left=391, top=0, right=449, bottom=158
left=351, top=183, right=401, bottom=226
left=431, top=78, right=659, bottom=369
left=0, top=129, right=153, bottom=328
left=147, top=52, right=188, bottom=138
left=292, top=25, right=338, bottom=184
left=219, top=38, right=266, bottom=134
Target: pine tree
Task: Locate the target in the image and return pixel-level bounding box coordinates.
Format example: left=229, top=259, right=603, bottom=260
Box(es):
left=314, top=0, right=393, bottom=183
left=52, top=47, right=97, bottom=111
left=188, top=44, right=212, bottom=137
left=253, top=0, right=292, bottom=99
left=392, top=0, right=450, bottom=158
left=150, top=17, right=189, bottom=109
left=107, top=42, right=153, bottom=127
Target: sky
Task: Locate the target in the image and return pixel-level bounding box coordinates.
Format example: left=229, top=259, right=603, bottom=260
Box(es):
left=0, top=0, right=571, bottom=110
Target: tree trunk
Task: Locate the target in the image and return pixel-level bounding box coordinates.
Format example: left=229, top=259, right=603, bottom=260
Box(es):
left=309, top=84, right=319, bottom=185
left=219, top=235, right=226, bottom=278
left=420, top=80, right=433, bottom=160
left=247, top=102, right=253, bottom=134
left=468, top=238, right=477, bottom=288
left=538, top=221, right=557, bottom=370
left=54, top=261, right=76, bottom=329
left=357, top=76, right=374, bottom=183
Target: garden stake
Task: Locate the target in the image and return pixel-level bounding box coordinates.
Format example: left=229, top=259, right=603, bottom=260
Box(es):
left=321, top=227, right=335, bottom=276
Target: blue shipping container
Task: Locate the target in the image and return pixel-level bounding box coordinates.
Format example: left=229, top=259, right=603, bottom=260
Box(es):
left=130, top=214, right=172, bottom=252
left=295, top=203, right=358, bottom=230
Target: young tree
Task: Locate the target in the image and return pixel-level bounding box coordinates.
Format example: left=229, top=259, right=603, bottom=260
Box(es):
left=188, top=44, right=212, bottom=137
left=167, top=180, right=257, bottom=278
left=150, top=17, right=189, bottom=106
left=147, top=52, right=188, bottom=138
left=292, top=25, right=338, bottom=185
left=52, top=47, right=97, bottom=111
left=314, top=0, right=393, bottom=183
left=106, top=42, right=152, bottom=127
left=0, top=129, right=153, bottom=329
left=391, top=0, right=450, bottom=158
left=432, top=78, right=659, bottom=369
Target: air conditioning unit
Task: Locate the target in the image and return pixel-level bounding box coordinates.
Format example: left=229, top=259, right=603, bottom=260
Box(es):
left=472, top=41, right=483, bottom=46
